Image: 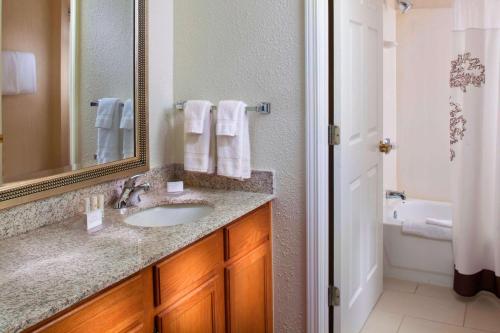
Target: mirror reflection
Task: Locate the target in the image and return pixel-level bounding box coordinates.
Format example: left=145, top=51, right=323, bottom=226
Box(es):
left=0, top=0, right=135, bottom=186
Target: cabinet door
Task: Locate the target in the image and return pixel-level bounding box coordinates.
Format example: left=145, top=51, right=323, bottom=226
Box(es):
left=31, top=274, right=146, bottom=333
left=155, top=273, right=225, bottom=333
left=225, top=242, right=273, bottom=333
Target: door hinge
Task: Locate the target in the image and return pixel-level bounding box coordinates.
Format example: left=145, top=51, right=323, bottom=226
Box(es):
left=329, top=285, right=340, bottom=307
left=329, top=125, right=340, bottom=146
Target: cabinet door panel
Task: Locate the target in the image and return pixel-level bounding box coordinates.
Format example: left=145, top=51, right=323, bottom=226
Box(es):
left=154, top=231, right=223, bottom=307
left=225, top=242, right=273, bottom=333
left=32, top=275, right=145, bottom=333
left=224, top=204, right=270, bottom=260
left=155, top=273, right=225, bottom=333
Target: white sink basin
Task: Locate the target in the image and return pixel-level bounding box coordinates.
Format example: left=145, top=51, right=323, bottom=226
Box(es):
left=124, top=204, right=214, bottom=228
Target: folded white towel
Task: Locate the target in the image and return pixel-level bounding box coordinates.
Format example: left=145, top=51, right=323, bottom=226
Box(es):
left=120, top=99, right=134, bottom=129
left=216, top=101, right=251, bottom=180
left=2, top=52, right=18, bottom=95
left=2, top=51, right=37, bottom=95
left=216, top=100, right=246, bottom=136
left=402, top=219, right=452, bottom=241
left=184, top=101, right=213, bottom=134
left=184, top=101, right=215, bottom=173
left=120, top=99, right=134, bottom=159
left=95, top=98, right=122, bottom=164
left=95, top=98, right=120, bottom=129
left=426, top=218, right=452, bottom=229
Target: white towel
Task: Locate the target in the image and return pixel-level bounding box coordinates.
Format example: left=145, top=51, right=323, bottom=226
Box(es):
left=95, top=98, right=122, bottom=164
left=216, top=100, right=246, bottom=136
left=2, top=52, right=18, bottom=95
left=95, top=98, right=118, bottom=129
left=120, top=99, right=134, bottom=159
left=2, top=51, right=37, bottom=95
left=184, top=101, right=215, bottom=173
left=402, top=219, right=452, bottom=241
left=426, top=218, right=452, bottom=229
left=216, top=100, right=251, bottom=180
left=184, top=100, right=213, bottom=134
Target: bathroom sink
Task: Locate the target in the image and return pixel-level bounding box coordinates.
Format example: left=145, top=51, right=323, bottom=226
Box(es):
left=124, top=204, right=214, bottom=228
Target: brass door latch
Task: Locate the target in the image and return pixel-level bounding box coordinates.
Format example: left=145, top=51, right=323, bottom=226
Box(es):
left=379, top=138, right=393, bottom=154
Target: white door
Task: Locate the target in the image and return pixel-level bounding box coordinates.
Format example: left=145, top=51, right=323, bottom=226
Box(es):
left=333, top=0, right=384, bottom=332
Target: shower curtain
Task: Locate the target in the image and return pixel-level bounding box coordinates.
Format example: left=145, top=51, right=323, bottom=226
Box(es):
left=450, top=0, right=500, bottom=298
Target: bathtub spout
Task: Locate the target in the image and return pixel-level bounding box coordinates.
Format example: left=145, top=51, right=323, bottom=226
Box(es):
left=386, top=190, right=407, bottom=201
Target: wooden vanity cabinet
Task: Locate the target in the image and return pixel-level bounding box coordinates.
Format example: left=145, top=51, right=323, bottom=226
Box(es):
left=23, top=203, right=272, bottom=333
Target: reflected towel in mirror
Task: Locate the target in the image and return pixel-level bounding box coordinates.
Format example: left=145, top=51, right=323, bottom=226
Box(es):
left=120, top=99, right=134, bottom=159
left=95, top=98, right=122, bottom=164
left=2, top=51, right=37, bottom=95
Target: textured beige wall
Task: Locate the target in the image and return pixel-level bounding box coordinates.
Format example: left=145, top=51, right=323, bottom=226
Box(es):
left=412, top=0, right=453, bottom=8
left=174, top=1, right=306, bottom=331
left=397, top=8, right=453, bottom=201
left=384, top=5, right=398, bottom=192
left=148, top=0, right=175, bottom=168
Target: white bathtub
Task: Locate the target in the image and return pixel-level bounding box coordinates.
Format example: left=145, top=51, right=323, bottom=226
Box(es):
left=383, top=199, right=455, bottom=287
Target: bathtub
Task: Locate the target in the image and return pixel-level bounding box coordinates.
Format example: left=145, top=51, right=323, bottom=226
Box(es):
left=383, top=199, right=455, bottom=287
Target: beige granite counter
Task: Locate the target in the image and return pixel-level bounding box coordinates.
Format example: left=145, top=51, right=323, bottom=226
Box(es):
left=0, top=188, right=274, bottom=333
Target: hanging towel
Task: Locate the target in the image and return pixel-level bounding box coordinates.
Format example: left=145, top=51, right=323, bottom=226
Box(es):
left=184, top=100, right=215, bottom=173
left=216, top=100, right=251, bottom=180
left=95, top=98, right=122, bottom=164
left=184, top=100, right=213, bottom=134
left=120, top=99, right=134, bottom=159
left=402, top=219, right=452, bottom=241
left=2, top=51, right=37, bottom=95
left=216, top=100, right=246, bottom=136
left=425, top=218, right=452, bottom=229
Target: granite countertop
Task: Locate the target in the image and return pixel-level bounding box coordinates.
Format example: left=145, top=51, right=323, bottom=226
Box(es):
left=0, top=188, right=274, bottom=333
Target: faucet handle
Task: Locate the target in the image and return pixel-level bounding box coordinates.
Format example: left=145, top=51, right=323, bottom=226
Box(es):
left=124, top=174, right=145, bottom=188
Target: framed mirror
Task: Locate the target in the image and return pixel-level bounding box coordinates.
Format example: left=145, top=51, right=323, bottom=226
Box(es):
left=0, top=0, right=148, bottom=209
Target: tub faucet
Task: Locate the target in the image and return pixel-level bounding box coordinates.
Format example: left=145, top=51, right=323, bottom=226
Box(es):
left=386, top=190, right=407, bottom=201
left=114, top=174, right=151, bottom=209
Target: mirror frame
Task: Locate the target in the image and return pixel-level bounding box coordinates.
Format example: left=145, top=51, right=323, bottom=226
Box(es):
left=0, top=0, right=149, bottom=210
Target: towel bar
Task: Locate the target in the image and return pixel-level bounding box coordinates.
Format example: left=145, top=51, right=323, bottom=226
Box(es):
left=90, top=100, right=125, bottom=108
left=175, top=101, right=271, bottom=114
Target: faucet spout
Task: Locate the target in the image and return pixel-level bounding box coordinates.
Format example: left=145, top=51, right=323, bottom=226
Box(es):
left=385, top=190, right=407, bottom=201
left=114, top=174, right=151, bottom=209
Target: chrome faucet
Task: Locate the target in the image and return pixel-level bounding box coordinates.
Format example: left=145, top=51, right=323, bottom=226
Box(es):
left=114, top=174, right=151, bottom=209
left=386, top=190, right=407, bottom=201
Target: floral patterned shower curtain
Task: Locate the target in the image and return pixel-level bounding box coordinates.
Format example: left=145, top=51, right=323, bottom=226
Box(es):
left=450, top=0, right=500, bottom=298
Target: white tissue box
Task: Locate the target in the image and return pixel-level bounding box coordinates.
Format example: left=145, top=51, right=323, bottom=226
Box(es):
left=167, top=181, right=184, bottom=193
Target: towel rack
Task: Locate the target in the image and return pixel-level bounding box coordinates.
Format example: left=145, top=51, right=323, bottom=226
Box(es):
left=90, top=100, right=125, bottom=108
left=175, top=101, right=271, bottom=114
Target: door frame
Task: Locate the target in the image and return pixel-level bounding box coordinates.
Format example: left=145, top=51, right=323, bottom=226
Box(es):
left=305, top=0, right=330, bottom=332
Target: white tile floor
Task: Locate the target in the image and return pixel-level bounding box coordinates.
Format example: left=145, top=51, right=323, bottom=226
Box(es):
left=361, top=278, right=500, bottom=333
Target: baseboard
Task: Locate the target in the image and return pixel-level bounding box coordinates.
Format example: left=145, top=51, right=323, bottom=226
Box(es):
left=384, top=264, right=453, bottom=288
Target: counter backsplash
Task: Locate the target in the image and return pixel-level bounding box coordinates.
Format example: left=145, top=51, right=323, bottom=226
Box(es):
left=0, top=164, right=274, bottom=240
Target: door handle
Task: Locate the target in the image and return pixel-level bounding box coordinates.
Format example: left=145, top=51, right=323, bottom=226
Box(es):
left=0, top=134, right=3, bottom=144
left=379, top=138, right=393, bottom=154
